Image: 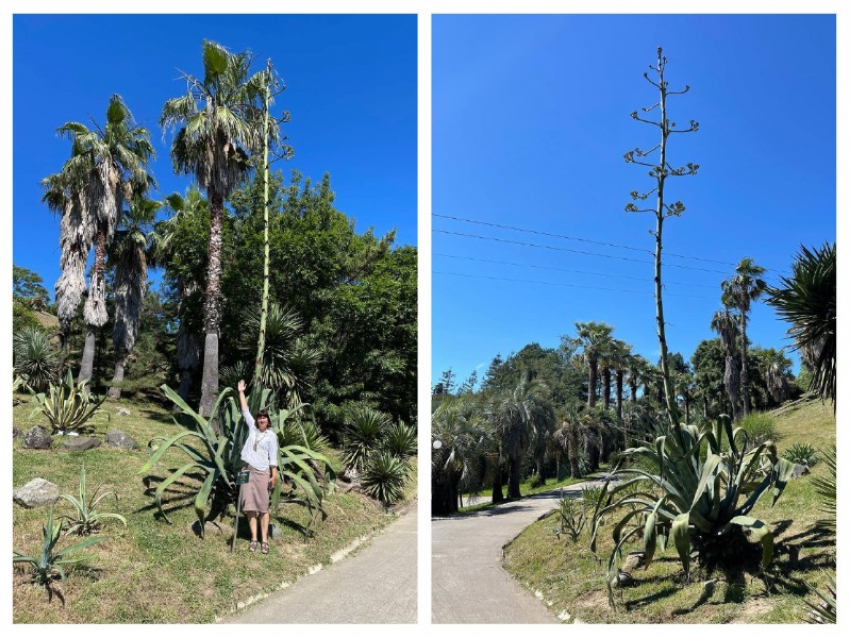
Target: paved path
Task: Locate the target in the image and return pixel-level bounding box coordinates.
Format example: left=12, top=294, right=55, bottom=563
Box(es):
left=224, top=509, right=417, bottom=624
left=432, top=481, right=600, bottom=624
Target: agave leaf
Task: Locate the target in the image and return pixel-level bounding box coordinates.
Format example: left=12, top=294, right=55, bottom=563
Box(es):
left=671, top=512, right=691, bottom=578
left=643, top=512, right=658, bottom=564
left=194, top=472, right=218, bottom=534
left=139, top=430, right=207, bottom=474
left=53, top=535, right=108, bottom=560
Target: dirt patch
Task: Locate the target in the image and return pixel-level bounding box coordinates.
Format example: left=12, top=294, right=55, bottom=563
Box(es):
left=571, top=589, right=608, bottom=609
left=734, top=596, right=773, bottom=622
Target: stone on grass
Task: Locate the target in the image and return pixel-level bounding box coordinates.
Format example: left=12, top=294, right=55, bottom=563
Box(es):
left=791, top=463, right=811, bottom=479
left=622, top=551, right=646, bottom=573
left=116, top=407, right=132, bottom=416
left=105, top=430, right=139, bottom=450
left=191, top=520, right=229, bottom=537
left=23, top=426, right=52, bottom=450
left=14, top=478, right=60, bottom=508
left=62, top=437, right=101, bottom=452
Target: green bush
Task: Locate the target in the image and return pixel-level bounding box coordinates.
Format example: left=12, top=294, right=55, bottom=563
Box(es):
left=383, top=420, right=417, bottom=459
left=13, top=326, right=58, bottom=392
left=361, top=451, right=409, bottom=506
left=782, top=443, right=819, bottom=467
left=342, top=404, right=390, bottom=472
left=737, top=412, right=777, bottom=449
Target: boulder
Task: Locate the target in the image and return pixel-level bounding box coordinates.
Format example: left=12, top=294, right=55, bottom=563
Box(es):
left=791, top=463, right=811, bottom=479
left=622, top=551, right=647, bottom=573
left=190, top=520, right=229, bottom=537
left=105, top=430, right=139, bottom=450
left=22, top=426, right=53, bottom=450
left=61, top=437, right=102, bottom=452
left=14, top=478, right=60, bottom=508
left=116, top=407, right=132, bottom=416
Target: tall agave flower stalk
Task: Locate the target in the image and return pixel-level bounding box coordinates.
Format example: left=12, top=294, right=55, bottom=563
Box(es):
left=624, top=48, right=699, bottom=426
left=254, top=60, right=274, bottom=383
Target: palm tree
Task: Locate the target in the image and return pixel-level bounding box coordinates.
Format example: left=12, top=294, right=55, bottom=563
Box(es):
left=753, top=347, right=791, bottom=407
left=722, top=258, right=767, bottom=416
left=553, top=411, right=583, bottom=478
left=492, top=379, right=552, bottom=499
left=766, top=242, right=836, bottom=407
left=573, top=321, right=614, bottom=409
left=42, top=141, right=95, bottom=350
left=107, top=197, right=161, bottom=399
left=431, top=396, right=487, bottom=515
left=57, top=94, right=155, bottom=383
left=711, top=306, right=741, bottom=421
left=156, top=187, right=208, bottom=402
left=627, top=354, right=650, bottom=402
left=160, top=40, right=272, bottom=417
left=609, top=340, right=632, bottom=421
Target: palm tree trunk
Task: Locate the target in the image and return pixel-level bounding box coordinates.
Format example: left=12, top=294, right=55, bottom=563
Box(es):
left=724, top=355, right=741, bottom=421
left=740, top=312, right=751, bottom=417
left=178, top=369, right=193, bottom=402
left=588, top=360, right=598, bottom=408
left=199, top=192, right=225, bottom=418
left=507, top=457, right=522, bottom=499
left=107, top=349, right=128, bottom=399
left=491, top=461, right=504, bottom=504
left=630, top=378, right=638, bottom=402
left=616, top=370, right=625, bottom=420
left=78, top=329, right=97, bottom=384
left=567, top=427, right=581, bottom=478
left=602, top=367, right=612, bottom=410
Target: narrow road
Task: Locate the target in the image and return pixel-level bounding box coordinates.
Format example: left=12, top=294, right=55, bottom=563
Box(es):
left=224, top=509, right=417, bottom=624
left=432, top=481, right=600, bottom=624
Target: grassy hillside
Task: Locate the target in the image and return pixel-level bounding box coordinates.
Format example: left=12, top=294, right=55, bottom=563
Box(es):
left=12, top=395, right=416, bottom=623
left=502, top=398, right=835, bottom=624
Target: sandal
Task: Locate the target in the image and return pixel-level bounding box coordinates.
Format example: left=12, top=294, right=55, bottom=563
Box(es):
left=249, top=540, right=258, bottom=552
left=261, top=542, right=269, bottom=554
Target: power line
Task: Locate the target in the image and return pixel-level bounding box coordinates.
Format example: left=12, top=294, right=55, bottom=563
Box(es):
left=434, top=252, right=720, bottom=289
left=433, top=270, right=716, bottom=300
left=433, top=228, right=731, bottom=274
left=433, top=213, right=790, bottom=273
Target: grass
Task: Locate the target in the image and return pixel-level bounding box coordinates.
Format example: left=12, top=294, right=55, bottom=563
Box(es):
left=12, top=394, right=416, bottom=623
left=502, top=399, right=836, bottom=623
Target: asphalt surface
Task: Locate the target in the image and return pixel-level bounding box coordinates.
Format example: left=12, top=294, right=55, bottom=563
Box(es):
left=223, top=509, right=417, bottom=624
left=432, top=481, right=600, bottom=624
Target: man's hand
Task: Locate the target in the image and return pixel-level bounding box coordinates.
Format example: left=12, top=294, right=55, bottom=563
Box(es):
left=237, top=379, right=246, bottom=394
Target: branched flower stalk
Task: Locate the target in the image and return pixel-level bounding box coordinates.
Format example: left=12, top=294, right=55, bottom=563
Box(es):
left=625, top=47, right=699, bottom=426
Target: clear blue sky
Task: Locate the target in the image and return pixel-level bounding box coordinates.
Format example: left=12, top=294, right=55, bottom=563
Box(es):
left=432, top=14, right=836, bottom=387
left=13, top=14, right=417, bottom=298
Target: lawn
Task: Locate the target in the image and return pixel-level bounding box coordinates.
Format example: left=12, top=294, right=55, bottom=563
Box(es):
left=502, top=398, right=835, bottom=623
left=12, top=394, right=416, bottom=623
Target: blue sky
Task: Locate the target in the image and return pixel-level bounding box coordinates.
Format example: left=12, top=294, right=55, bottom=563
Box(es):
left=432, top=14, right=836, bottom=387
left=13, top=14, right=417, bottom=298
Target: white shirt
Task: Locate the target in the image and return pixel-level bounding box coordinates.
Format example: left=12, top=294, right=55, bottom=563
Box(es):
left=239, top=408, right=279, bottom=472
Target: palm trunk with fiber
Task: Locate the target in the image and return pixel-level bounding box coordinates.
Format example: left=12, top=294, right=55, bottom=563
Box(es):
left=198, top=193, right=225, bottom=418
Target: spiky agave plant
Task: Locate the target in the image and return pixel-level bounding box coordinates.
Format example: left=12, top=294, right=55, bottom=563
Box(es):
left=342, top=404, right=391, bottom=472
left=58, top=463, right=127, bottom=536
left=30, top=369, right=108, bottom=434
left=140, top=383, right=334, bottom=535
left=383, top=420, right=417, bottom=459
left=591, top=415, right=795, bottom=606
left=13, top=506, right=107, bottom=603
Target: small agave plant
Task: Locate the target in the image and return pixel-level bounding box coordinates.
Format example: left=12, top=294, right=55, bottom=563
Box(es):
left=13, top=506, right=107, bottom=603
left=58, top=463, right=128, bottom=536
left=591, top=415, right=795, bottom=605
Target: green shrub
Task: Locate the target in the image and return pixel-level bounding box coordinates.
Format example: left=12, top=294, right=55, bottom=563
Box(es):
left=361, top=451, right=409, bottom=506
left=342, top=404, right=390, bottom=472
left=13, top=326, right=58, bottom=392
left=383, top=420, right=417, bottom=459
left=737, top=412, right=777, bottom=449
left=13, top=303, right=41, bottom=333
left=58, top=464, right=127, bottom=536
left=782, top=443, right=819, bottom=467
left=29, top=370, right=108, bottom=434
left=13, top=506, right=107, bottom=603
left=591, top=415, right=795, bottom=606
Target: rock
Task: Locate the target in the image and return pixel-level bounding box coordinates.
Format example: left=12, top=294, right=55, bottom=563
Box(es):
left=13, top=427, right=20, bottom=439
left=622, top=551, right=646, bottom=573
left=61, top=437, right=101, bottom=452
left=791, top=463, right=811, bottom=479
left=613, top=570, right=635, bottom=588
left=14, top=478, right=60, bottom=508
left=342, top=467, right=359, bottom=483
left=116, top=407, right=132, bottom=416
left=105, top=430, right=139, bottom=450
left=22, top=426, right=53, bottom=450
left=269, top=523, right=283, bottom=539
